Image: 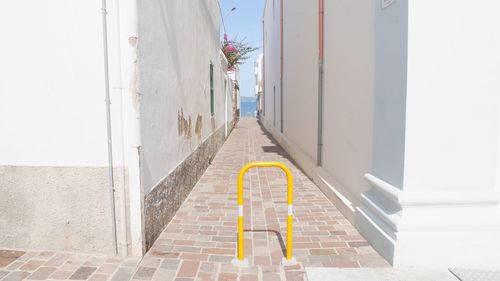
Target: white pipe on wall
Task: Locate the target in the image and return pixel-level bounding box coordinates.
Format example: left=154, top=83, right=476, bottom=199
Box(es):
left=113, top=0, right=130, bottom=256
left=101, top=0, right=118, bottom=255
left=121, top=0, right=143, bottom=256
left=225, top=79, right=228, bottom=137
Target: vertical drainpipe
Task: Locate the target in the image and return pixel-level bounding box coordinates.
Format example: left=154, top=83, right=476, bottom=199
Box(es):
left=225, top=79, right=228, bottom=137
left=262, top=19, right=266, bottom=117
left=101, top=0, right=119, bottom=255
left=280, top=0, right=284, bottom=133
left=317, top=0, right=324, bottom=166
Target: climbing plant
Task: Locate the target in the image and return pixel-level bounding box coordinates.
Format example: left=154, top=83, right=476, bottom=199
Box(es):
left=222, top=34, right=259, bottom=70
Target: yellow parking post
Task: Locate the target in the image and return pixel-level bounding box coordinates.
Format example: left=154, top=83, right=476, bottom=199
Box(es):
left=232, top=162, right=296, bottom=266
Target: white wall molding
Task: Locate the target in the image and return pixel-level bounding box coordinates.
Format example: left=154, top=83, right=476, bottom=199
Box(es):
left=365, top=173, right=500, bottom=207
left=358, top=173, right=500, bottom=269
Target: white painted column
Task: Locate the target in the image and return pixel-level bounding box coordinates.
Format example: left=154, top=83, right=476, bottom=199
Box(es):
left=357, top=0, right=500, bottom=269
left=118, top=0, right=143, bottom=256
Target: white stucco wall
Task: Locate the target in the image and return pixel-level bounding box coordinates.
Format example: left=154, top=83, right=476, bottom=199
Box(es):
left=263, top=0, right=376, bottom=212
left=262, top=0, right=500, bottom=268
left=404, top=0, right=500, bottom=192
left=263, top=0, right=281, bottom=128
left=357, top=0, right=500, bottom=268
left=0, top=0, right=138, bottom=255
left=282, top=0, right=318, bottom=162
left=321, top=0, right=375, bottom=206
left=0, top=0, right=127, bottom=168
left=137, top=0, right=227, bottom=193
left=372, top=0, right=408, bottom=189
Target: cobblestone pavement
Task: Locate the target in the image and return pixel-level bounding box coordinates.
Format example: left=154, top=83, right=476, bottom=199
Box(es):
left=0, top=118, right=387, bottom=280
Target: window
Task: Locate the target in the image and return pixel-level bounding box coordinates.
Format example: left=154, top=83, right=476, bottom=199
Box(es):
left=210, top=63, right=214, bottom=116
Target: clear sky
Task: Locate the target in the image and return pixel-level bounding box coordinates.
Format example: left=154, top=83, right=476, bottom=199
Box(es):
left=220, top=0, right=265, bottom=97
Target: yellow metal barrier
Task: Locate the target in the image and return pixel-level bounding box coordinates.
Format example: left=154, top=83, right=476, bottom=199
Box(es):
left=233, top=162, right=296, bottom=266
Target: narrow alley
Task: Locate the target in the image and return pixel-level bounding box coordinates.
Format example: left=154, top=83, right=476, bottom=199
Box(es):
left=0, top=118, right=386, bottom=281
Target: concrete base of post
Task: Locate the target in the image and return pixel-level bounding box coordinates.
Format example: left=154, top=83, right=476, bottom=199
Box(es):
left=231, top=258, right=249, bottom=267
left=281, top=257, right=297, bottom=266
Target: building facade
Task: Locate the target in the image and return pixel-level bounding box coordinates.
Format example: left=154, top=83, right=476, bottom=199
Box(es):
left=255, top=54, right=264, bottom=116
left=228, top=68, right=241, bottom=120
left=0, top=0, right=235, bottom=256
left=262, top=0, right=500, bottom=268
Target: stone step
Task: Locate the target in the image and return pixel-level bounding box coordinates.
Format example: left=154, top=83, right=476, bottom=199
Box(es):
left=306, top=267, right=459, bottom=281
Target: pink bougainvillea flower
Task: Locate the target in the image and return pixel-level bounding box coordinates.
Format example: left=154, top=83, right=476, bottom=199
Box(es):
left=225, top=45, right=237, bottom=53
left=224, top=33, right=228, bottom=41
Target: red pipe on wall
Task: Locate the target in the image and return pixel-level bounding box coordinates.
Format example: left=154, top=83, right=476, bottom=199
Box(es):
left=319, top=0, right=324, bottom=60
left=317, top=0, right=325, bottom=165
left=280, top=0, right=284, bottom=80
left=280, top=0, right=284, bottom=132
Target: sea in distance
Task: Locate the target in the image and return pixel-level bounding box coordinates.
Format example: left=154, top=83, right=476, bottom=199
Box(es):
left=240, top=96, right=257, bottom=117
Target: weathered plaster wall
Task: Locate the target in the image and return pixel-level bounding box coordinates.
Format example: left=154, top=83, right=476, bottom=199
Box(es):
left=137, top=0, right=234, bottom=251
left=0, top=166, right=128, bottom=255
left=143, top=126, right=227, bottom=250
left=137, top=0, right=227, bottom=194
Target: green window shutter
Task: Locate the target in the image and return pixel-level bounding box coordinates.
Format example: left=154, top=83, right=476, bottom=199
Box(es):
left=210, top=63, right=214, bottom=116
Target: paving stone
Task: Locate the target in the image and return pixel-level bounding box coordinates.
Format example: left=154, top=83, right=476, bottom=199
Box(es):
left=20, top=260, right=45, bottom=272
left=69, top=266, right=97, bottom=280
left=177, top=261, right=199, bottom=278
left=6, top=261, right=25, bottom=270
left=285, top=271, right=306, bottom=281
left=122, top=258, right=141, bottom=268
left=0, top=250, right=26, bottom=268
left=152, top=268, right=176, bottom=281
left=88, top=274, right=110, bottom=281
left=262, top=273, right=281, bottom=281
left=218, top=272, right=238, bottom=281
left=49, top=270, right=73, bottom=279
left=137, top=257, right=162, bottom=269
left=36, top=252, right=55, bottom=260
left=18, top=252, right=38, bottom=261
left=160, top=259, right=180, bottom=271
left=199, top=262, right=218, bottom=273
left=60, top=260, right=84, bottom=272
left=240, top=274, right=258, bottom=281
left=96, top=263, right=119, bottom=274
left=0, top=270, right=10, bottom=279
left=133, top=267, right=157, bottom=280
left=45, top=254, right=71, bottom=267
left=110, top=267, right=134, bottom=281
left=309, top=249, right=336, bottom=256
left=3, top=270, right=31, bottom=281
left=27, top=266, right=57, bottom=280
left=208, top=255, right=234, bottom=263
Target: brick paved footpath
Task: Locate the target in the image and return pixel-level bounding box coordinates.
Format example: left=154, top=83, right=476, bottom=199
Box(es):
left=0, top=118, right=387, bottom=281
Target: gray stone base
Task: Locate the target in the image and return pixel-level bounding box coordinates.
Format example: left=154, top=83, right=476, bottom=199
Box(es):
left=144, top=124, right=232, bottom=251
left=0, top=166, right=128, bottom=255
